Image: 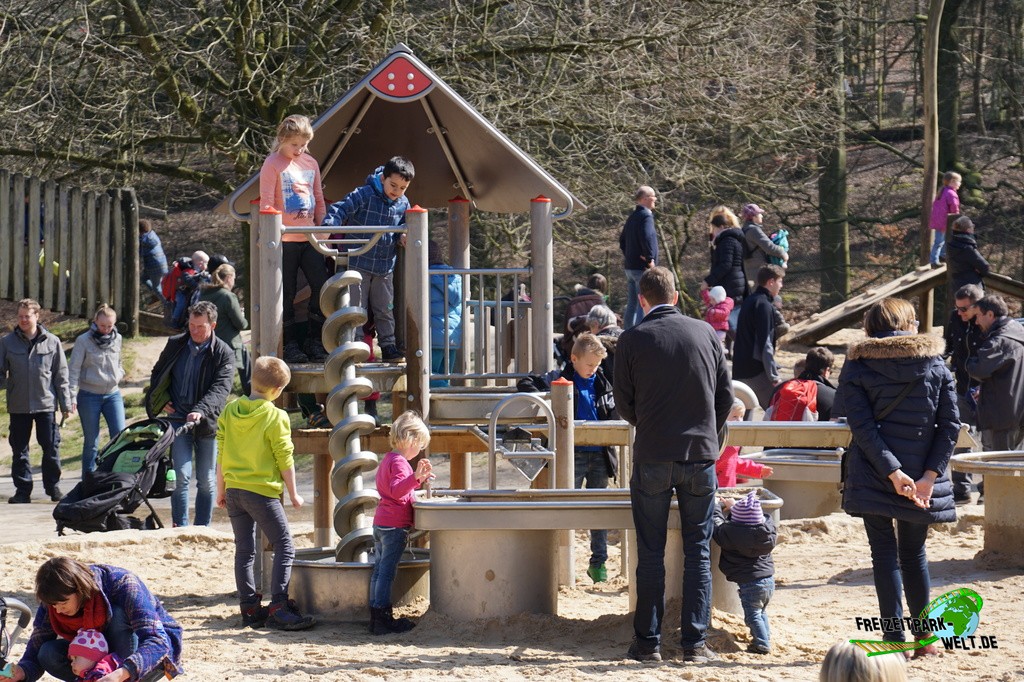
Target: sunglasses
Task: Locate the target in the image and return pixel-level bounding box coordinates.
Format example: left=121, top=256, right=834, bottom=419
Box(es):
left=954, top=305, right=975, bottom=313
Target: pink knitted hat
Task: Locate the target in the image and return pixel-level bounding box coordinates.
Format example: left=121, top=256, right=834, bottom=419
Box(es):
left=69, top=628, right=109, bottom=663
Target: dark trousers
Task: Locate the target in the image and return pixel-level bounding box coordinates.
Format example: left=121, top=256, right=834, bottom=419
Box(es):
left=862, top=514, right=931, bottom=641
left=630, top=460, right=716, bottom=650
left=226, top=488, right=295, bottom=605
left=9, top=412, right=61, bottom=496
left=282, top=241, right=329, bottom=343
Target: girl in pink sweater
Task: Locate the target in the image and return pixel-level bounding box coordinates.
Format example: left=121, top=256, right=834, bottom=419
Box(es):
left=717, top=399, right=774, bottom=487
left=369, top=410, right=434, bottom=635
left=929, top=171, right=961, bottom=266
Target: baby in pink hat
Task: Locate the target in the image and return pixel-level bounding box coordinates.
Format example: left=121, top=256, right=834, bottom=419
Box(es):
left=69, top=629, right=122, bottom=681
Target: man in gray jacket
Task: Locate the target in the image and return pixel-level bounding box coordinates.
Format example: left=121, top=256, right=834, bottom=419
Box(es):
left=1, top=299, right=71, bottom=503
left=966, top=294, right=1024, bottom=451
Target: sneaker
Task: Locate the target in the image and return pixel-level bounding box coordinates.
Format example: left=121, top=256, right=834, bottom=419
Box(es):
left=626, top=638, right=662, bottom=662
left=48, top=487, right=64, bottom=502
left=283, top=342, right=309, bottom=364
left=266, top=599, right=316, bottom=631
left=306, top=410, right=331, bottom=429
left=304, top=339, right=329, bottom=363
left=241, top=599, right=269, bottom=629
left=381, top=345, right=404, bottom=362
left=747, top=643, right=771, bottom=655
left=682, top=644, right=719, bottom=663
left=7, top=493, right=31, bottom=504
left=587, top=564, right=608, bottom=583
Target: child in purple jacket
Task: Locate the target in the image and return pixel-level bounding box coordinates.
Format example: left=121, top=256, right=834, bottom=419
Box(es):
left=929, top=171, right=961, bottom=266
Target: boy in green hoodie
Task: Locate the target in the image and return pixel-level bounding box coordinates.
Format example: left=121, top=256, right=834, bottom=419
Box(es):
left=216, top=356, right=316, bottom=631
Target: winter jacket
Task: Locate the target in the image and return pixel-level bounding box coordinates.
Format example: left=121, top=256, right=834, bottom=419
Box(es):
left=704, top=227, right=748, bottom=301
left=139, top=231, right=167, bottom=275
left=835, top=333, right=958, bottom=525
left=145, top=332, right=235, bottom=438
left=563, top=288, right=604, bottom=334
left=0, top=325, right=70, bottom=414
left=614, top=305, right=733, bottom=463
left=68, top=327, right=124, bottom=398
left=716, top=446, right=772, bottom=487
left=768, top=370, right=837, bottom=421
left=198, top=285, right=248, bottom=351
left=323, top=167, right=409, bottom=275
left=595, top=327, right=621, bottom=379
left=742, top=221, right=786, bottom=282
left=945, top=232, right=990, bottom=292
left=618, top=204, right=658, bottom=271
left=429, top=264, right=463, bottom=349
left=943, top=310, right=982, bottom=395
left=929, top=184, right=960, bottom=231
left=517, top=362, right=618, bottom=477
left=374, top=451, right=420, bottom=528
left=966, top=316, right=1024, bottom=431
left=733, top=287, right=779, bottom=382
left=18, top=564, right=183, bottom=682
left=217, top=397, right=294, bottom=499
left=712, top=504, right=776, bottom=584
left=701, top=289, right=734, bottom=332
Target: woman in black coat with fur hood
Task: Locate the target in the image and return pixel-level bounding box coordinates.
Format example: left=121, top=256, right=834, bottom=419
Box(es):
left=834, top=298, right=959, bottom=656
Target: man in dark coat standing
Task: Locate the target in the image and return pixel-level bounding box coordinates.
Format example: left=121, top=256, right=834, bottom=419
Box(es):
left=614, top=266, right=733, bottom=664
left=943, top=284, right=984, bottom=503
left=618, top=186, right=659, bottom=330
left=966, top=294, right=1024, bottom=452
left=733, top=265, right=785, bottom=409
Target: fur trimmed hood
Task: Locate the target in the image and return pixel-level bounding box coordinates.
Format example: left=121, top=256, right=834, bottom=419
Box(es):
left=847, top=333, right=945, bottom=361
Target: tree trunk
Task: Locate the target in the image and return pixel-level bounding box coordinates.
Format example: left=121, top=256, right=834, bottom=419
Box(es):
left=817, top=0, right=849, bottom=309
left=920, top=0, right=946, bottom=332
left=937, top=0, right=964, bottom=174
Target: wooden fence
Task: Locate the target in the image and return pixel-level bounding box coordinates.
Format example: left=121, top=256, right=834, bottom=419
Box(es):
left=0, top=170, right=139, bottom=335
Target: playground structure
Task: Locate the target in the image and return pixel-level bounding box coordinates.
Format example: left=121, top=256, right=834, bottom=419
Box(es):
left=952, top=451, right=1024, bottom=563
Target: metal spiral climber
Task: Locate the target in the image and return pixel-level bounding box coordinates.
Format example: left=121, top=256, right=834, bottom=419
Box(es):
left=319, top=269, right=379, bottom=562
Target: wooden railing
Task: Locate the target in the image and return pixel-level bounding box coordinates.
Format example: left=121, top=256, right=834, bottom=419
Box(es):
left=0, top=170, right=139, bottom=335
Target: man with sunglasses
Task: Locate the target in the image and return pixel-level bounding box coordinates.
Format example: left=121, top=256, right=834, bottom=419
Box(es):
left=943, top=284, right=984, bottom=504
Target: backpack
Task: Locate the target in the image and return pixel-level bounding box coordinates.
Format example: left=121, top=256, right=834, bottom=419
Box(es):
left=764, top=378, right=818, bottom=422
left=160, top=257, right=195, bottom=301
left=769, top=229, right=790, bottom=266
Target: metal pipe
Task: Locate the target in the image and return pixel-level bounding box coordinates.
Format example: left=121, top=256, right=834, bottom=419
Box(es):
left=487, top=393, right=556, bottom=489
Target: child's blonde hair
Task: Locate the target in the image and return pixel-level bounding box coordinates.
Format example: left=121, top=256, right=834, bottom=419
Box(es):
left=390, top=410, right=431, bottom=450
left=572, top=332, right=608, bottom=359
left=252, top=356, right=291, bottom=394
left=730, top=398, right=746, bottom=418
left=273, top=115, right=314, bottom=151
left=942, top=171, right=962, bottom=185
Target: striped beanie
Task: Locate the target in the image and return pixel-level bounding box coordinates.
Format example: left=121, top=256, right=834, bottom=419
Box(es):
left=730, top=491, right=764, bottom=525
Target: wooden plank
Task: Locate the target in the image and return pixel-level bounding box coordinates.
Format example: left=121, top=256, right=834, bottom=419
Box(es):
left=42, top=180, right=56, bottom=310
left=121, top=189, right=140, bottom=337
left=26, top=177, right=41, bottom=302
left=57, top=185, right=70, bottom=312
left=0, top=169, right=10, bottom=300
left=12, top=174, right=25, bottom=301
left=110, top=190, right=124, bottom=319
left=69, top=187, right=83, bottom=315
left=84, top=191, right=98, bottom=314
left=97, top=192, right=112, bottom=308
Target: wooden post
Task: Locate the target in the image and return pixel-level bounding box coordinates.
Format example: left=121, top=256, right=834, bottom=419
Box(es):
left=97, top=193, right=112, bottom=310
left=42, top=181, right=56, bottom=311
left=403, top=206, right=431, bottom=420
left=551, top=377, right=575, bottom=586
left=447, top=196, right=472, bottom=488
left=121, top=189, right=140, bottom=337
left=57, top=185, right=70, bottom=313
left=257, top=208, right=283, bottom=358
left=248, top=199, right=262, bottom=358
left=69, top=187, right=83, bottom=315
left=919, top=0, right=947, bottom=332
left=12, top=174, right=25, bottom=301
left=27, top=176, right=40, bottom=302
left=0, top=169, right=10, bottom=300
left=84, top=191, right=98, bottom=315
left=530, top=196, right=554, bottom=374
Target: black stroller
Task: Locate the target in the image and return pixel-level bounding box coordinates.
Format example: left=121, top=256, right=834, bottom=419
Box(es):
left=53, top=419, right=191, bottom=535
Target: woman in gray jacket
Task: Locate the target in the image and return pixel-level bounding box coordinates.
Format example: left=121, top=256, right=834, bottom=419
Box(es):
left=68, top=305, right=125, bottom=473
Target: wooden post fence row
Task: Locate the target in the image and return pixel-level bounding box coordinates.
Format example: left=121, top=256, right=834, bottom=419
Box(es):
left=0, top=170, right=139, bottom=336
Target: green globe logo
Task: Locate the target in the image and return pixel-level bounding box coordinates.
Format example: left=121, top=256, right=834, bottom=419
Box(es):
left=924, top=588, right=983, bottom=641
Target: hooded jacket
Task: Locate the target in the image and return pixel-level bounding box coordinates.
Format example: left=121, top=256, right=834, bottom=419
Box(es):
left=429, top=264, right=463, bottom=349
left=712, top=504, right=776, bottom=584
left=322, top=167, right=410, bottom=275
left=705, top=227, right=748, bottom=301
left=68, top=327, right=124, bottom=398
left=216, top=397, right=294, bottom=499
left=945, top=232, right=990, bottom=292
left=145, top=332, right=235, bottom=438
left=966, top=316, right=1024, bottom=431
left=835, top=334, right=958, bottom=524
left=0, top=325, right=70, bottom=414
left=742, top=220, right=786, bottom=282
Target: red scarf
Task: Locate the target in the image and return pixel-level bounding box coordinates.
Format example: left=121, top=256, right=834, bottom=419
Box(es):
left=47, top=593, right=107, bottom=641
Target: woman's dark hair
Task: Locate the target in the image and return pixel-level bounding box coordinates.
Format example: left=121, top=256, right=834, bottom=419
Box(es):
left=35, top=557, right=99, bottom=605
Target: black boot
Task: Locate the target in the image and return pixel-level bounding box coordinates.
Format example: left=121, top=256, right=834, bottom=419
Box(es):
left=382, top=605, right=416, bottom=633
left=369, top=606, right=391, bottom=636
left=364, top=399, right=380, bottom=427
left=240, top=595, right=269, bottom=628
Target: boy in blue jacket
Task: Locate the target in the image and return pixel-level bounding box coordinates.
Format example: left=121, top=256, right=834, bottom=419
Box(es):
left=323, top=156, right=415, bottom=362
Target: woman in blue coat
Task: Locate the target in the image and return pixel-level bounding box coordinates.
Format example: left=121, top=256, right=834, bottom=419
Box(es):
left=835, top=298, right=959, bottom=656
left=428, top=241, right=462, bottom=387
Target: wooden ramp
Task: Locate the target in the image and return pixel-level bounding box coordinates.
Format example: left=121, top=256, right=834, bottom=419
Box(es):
left=780, top=264, right=1024, bottom=346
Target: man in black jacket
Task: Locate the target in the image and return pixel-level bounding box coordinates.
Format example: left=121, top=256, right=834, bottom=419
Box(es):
left=147, top=300, right=235, bottom=527
left=944, top=284, right=984, bottom=503
left=967, top=294, right=1024, bottom=452
left=618, top=186, right=658, bottom=330
left=733, top=265, right=785, bottom=409
left=613, top=267, right=733, bottom=664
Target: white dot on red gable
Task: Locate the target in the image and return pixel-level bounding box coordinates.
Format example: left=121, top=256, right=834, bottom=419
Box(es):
left=407, top=72, right=414, bottom=80
left=388, top=84, right=395, bottom=91
left=388, top=73, right=395, bottom=80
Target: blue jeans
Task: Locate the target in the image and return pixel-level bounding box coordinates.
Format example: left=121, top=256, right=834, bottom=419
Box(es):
left=430, top=348, right=457, bottom=388
left=630, top=460, right=716, bottom=649
left=862, top=514, right=931, bottom=641
left=369, top=525, right=410, bottom=608
left=930, top=230, right=946, bottom=264
left=739, top=576, right=774, bottom=649
left=623, top=269, right=645, bottom=329
left=170, top=427, right=217, bottom=527
left=37, top=605, right=136, bottom=681
left=575, top=449, right=609, bottom=566
left=227, top=488, right=295, bottom=605
left=171, top=291, right=189, bottom=327
left=77, top=390, right=126, bottom=474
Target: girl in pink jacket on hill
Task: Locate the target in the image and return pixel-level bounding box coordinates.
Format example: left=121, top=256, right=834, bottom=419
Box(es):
left=929, top=171, right=961, bottom=266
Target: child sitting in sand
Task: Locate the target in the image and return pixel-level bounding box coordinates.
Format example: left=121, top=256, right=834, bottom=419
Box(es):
left=713, top=490, right=778, bottom=655
left=370, top=410, right=434, bottom=635
left=716, top=398, right=774, bottom=487
left=68, top=629, right=121, bottom=682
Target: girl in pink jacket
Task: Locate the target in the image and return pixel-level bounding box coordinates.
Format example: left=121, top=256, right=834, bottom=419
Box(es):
left=702, top=286, right=734, bottom=345
left=929, top=171, right=961, bottom=266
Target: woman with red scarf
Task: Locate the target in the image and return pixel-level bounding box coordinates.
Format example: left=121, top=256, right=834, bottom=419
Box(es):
left=6, top=557, right=182, bottom=682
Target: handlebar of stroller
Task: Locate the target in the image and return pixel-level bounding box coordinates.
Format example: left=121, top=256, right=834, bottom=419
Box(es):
left=174, top=421, right=197, bottom=437
left=1, top=596, right=33, bottom=661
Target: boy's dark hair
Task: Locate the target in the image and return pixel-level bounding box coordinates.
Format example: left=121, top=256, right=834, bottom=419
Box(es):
left=139, top=219, right=153, bottom=234
left=36, top=557, right=100, bottom=605
left=976, top=294, right=1008, bottom=318
left=756, top=264, right=785, bottom=286
left=803, top=347, right=834, bottom=376
left=639, top=266, right=676, bottom=306
left=586, top=273, right=607, bottom=293
left=955, top=284, right=983, bottom=302
left=383, top=156, right=415, bottom=181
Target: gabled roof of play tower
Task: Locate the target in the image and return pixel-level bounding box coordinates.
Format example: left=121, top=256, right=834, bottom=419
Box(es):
left=219, top=43, right=583, bottom=219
